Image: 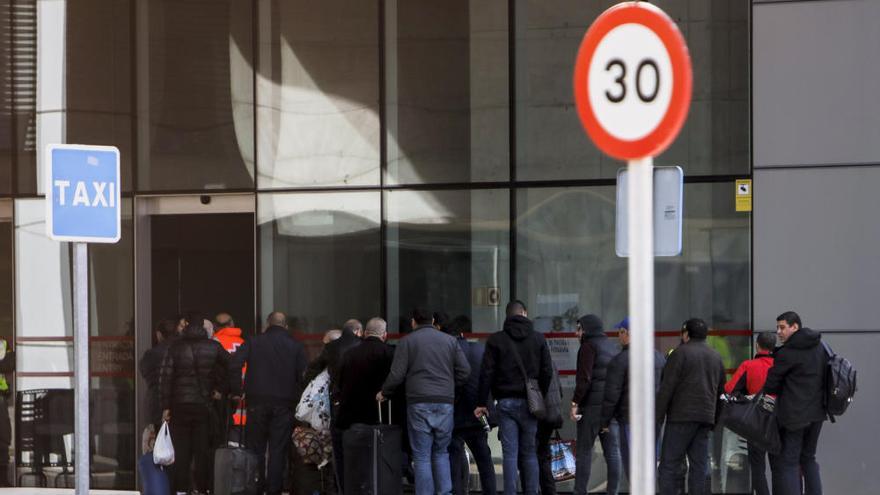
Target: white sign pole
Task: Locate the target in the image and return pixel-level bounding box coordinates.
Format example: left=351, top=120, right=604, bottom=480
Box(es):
left=73, top=242, right=90, bottom=495
left=627, top=157, right=655, bottom=494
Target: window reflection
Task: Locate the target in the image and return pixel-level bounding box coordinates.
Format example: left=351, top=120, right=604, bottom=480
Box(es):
left=516, top=0, right=749, bottom=180
left=386, top=0, right=509, bottom=184
left=257, top=0, right=380, bottom=188
left=258, top=192, right=381, bottom=342
left=385, top=189, right=510, bottom=333
left=13, top=199, right=135, bottom=488
left=137, top=0, right=255, bottom=191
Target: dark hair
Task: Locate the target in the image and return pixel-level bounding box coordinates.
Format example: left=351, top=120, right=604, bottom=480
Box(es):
left=433, top=311, right=449, bottom=330
left=412, top=307, right=433, bottom=325
left=445, top=315, right=472, bottom=337
left=756, top=331, right=776, bottom=351
left=683, top=318, right=708, bottom=340
left=776, top=311, right=801, bottom=329
left=155, top=319, right=177, bottom=340
left=505, top=299, right=527, bottom=317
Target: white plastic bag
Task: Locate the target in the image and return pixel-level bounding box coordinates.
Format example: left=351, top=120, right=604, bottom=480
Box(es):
left=152, top=421, right=175, bottom=466
left=296, top=370, right=331, bottom=432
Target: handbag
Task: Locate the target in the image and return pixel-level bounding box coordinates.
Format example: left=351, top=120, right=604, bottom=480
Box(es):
left=549, top=430, right=576, bottom=482
left=505, top=334, right=547, bottom=420
left=293, top=426, right=333, bottom=467
left=720, top=392, right=781, bottom=454
left=296, top=369, right=331, bottom=432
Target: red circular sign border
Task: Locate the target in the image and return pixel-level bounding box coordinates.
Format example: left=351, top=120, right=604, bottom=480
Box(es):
left=573, top=2, right=692, bottom=161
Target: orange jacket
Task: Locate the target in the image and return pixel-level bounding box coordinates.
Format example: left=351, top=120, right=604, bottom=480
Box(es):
left=215, top=327, right=247, bottom=425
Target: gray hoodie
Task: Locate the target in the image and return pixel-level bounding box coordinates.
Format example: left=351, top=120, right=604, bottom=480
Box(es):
left=381, top=325, right=471, bottom=404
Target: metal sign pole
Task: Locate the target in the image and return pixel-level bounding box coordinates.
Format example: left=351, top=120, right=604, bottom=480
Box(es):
left=627, top=157, right=655, bottom=494
left=73, top=242, right=90, bottom=494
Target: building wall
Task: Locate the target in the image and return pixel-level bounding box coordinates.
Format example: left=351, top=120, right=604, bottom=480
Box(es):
left=753, top=1, right=880, bottom=493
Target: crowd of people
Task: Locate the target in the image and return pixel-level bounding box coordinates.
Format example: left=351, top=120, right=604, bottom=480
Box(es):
left=140, top=305, right=828, bottom=495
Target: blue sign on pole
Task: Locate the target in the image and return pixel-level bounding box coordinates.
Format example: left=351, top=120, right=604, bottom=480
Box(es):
left=46, top=144, right=121, bottom=243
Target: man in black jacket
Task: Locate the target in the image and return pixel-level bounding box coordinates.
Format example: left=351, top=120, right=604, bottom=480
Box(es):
left=336, top=317, right=395, bottom=429
left=599, top=317, right=666, bottom=483
left=571, top=314, right=621, bottom=495
left=763, top=311, right=827, bottom=495
left=159, top=312, right=230, bottom=494
left=476, top=311, right=552, bottom=495
left=656, top=318, right=725, bottom=495
left=230, top=311, right=308, bottom=495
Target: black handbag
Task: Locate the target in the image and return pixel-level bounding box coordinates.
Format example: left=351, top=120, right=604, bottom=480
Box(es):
left=720, top=393, right=781, bottom=454
left=505, top=335, right=547, bottom=420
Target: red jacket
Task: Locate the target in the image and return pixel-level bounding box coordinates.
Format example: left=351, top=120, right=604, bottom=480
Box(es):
left=724, top=351, right=773, bottom=395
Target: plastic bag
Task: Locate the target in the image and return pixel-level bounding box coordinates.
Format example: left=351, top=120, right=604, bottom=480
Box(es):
left=153, top=421, right=175, bottom=466
left=296, top=370, right=331, bottom=432
left=549, top=431, right=576, bottom=482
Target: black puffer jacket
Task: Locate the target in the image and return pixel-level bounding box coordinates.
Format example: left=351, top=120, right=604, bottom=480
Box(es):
left=159, top=325, right=230, bottom=410
left=656, top=339, right=726, bottom=425
left=599, top=345, right=666, bottom=427
left=763, top=328, right=828, bottom=430
left=477, top=316, right=553, bottom=406
left=572, top=315, right=619, bottom=422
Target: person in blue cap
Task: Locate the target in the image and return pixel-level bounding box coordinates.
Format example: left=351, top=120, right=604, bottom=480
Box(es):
left=599, top=317, right=667, bottom=483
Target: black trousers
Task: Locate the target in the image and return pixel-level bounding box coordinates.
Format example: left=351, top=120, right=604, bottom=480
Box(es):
left=450, top=426, right=497, bottom=495
left=747, top=442, right=770, bottom=495
left=246, top=403, right=294, bottom=495
left=170, top=403, right=212, bottom=492
left=536, top=422, right=556, bottom=495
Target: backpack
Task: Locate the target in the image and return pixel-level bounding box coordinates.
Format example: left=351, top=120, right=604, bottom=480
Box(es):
left=821, top=342, right=856, bottom=422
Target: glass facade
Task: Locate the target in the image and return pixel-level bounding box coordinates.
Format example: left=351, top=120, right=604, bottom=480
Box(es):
left=0, top=0, right=751, bottom=491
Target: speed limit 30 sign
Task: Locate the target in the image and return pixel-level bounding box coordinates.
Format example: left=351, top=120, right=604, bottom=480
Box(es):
left=573, top=2, right=692, bottom=160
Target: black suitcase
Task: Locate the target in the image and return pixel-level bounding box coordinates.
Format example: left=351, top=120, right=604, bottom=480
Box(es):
left=343, top=401, right=403, bottom=495
left=214, top=401, right=260, bottom=495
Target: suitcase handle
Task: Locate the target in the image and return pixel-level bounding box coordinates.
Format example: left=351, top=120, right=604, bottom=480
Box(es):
left=378, top=399, right=392, bottom=425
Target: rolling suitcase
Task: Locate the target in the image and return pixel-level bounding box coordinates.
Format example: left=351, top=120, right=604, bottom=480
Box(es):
left=214, top=400, right=260, bottom=495
left=343, top=401, right=403, bottom=495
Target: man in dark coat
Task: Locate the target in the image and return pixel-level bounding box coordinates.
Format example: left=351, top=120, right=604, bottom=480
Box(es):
left=230, top=311, right=308, bottom=495
left=140, top=319, right=178, bottom=429
left=445, top=315, right=497, bottom=495
left=336, top=317, right=395, bottom=429
left=763, top=311, right=828, bottom=495
left=656, top=318, right=726, bottom=495
left=599, top=317, right=666, bottom=483
left=159, top=312, right=230, bottom=494
left=571, top=314, right=621, bottom=495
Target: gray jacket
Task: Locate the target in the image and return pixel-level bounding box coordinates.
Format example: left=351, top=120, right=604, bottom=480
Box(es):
left=382, top=325, right=471, bottom=404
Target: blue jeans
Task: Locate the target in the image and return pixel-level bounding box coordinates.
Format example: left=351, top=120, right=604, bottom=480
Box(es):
left=408, top=403, right=454, bottom=495
left=573, top=419, right=621, bottom=495
left=769, top=421, right=822, bottom=495
left=658, top=422, right=711, bottom=495
left=496, top=398, right=538, bottom=495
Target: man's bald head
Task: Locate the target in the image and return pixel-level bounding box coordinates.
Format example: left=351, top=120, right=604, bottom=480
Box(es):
left=365, top=317, right=387, bottom=340
left=214, top=312, right=234, bottom=329
left=343, top=319, right=363, bottom=338
left=266, top=311, right=288, bottom=329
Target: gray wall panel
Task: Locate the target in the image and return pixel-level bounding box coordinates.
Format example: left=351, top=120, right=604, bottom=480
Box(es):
left=753, top=0, right=880, bottom=167
left=754, top=166, right=880, bottom=331
left=812, top=332, right=879, bottom=495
